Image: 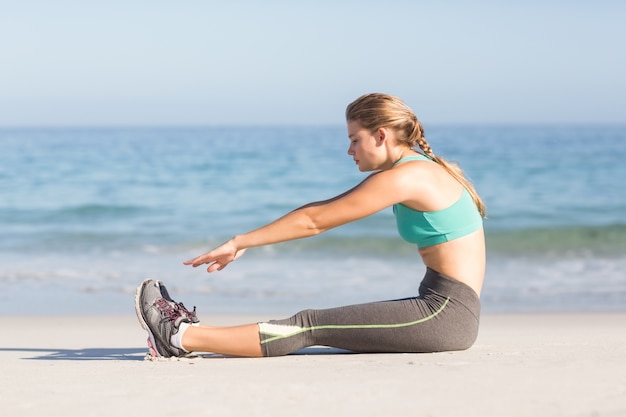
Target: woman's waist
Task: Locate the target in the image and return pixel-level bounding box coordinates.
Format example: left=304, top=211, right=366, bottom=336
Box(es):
left=419, top=268, right=482, bottom=323
left=419, top=267, right=482, bottom=304
left=418, top=231, right=485, bottom=295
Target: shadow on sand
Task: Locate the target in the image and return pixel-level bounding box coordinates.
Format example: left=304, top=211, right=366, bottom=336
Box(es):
left=0, top=347, right=148, bottom=361
left=1, top=345, right=354, bottom=361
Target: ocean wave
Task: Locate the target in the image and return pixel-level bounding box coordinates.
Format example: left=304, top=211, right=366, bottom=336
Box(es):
left=3, top=223, right=625, bottom=259
left=2, top=250, right=625, bottom=315
left=485, top=223, right=626, bottom=257
left=0, top=204, right=148, bottom=224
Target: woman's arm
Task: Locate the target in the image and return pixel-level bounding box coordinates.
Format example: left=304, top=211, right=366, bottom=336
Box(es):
left=184, top=168, right=411, bottom=272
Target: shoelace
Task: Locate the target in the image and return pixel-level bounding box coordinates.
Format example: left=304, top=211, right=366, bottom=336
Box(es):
left=176, top=302, right=198, bottom=322
left=155, top=298, right=184, bottom=322
left=155, top=298, right=198, bottom=323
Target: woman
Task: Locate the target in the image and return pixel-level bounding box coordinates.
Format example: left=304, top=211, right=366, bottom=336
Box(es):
left=135, top=93, right=487, bottom=358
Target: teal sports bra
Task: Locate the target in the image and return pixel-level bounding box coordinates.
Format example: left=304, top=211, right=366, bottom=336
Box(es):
left=392, top=155, right=482, bottom=248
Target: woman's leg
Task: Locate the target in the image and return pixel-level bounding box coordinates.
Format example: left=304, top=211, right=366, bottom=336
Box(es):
left=136, top=270, right=479, bottom=358
left=258, top=298, right=448, bottom=357
left=179, top=295, right=456, bottom=358
left=257, top=270, right=481, bottom=357
left=176, top=295, right=454, bottom=358
left=182, top=324, right=263, bottom=357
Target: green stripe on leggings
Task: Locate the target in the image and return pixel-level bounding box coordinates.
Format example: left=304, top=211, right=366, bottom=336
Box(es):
left=260, top=297, right=450, bottom=345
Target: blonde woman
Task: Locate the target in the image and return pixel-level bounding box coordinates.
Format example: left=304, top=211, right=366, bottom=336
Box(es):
left=135, top=93, right=487, bottom=358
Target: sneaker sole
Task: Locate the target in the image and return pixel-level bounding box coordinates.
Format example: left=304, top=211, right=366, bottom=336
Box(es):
left=134, top=278, right=165, bottom=357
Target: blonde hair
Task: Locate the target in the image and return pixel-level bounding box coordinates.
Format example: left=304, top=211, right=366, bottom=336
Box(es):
left=346, top=93, right=486, bottom=217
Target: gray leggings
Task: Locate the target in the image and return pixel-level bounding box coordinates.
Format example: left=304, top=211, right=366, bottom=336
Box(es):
left=258, top=268, right=480, bottom=357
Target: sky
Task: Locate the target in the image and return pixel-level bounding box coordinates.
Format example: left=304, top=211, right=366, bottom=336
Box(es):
left=1, top=1, right=625, bottom=126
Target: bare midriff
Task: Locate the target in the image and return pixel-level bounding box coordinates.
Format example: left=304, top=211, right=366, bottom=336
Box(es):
left=418, top=228, right=486, bottom=297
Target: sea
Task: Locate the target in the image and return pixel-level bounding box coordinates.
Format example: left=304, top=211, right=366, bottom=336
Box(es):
left=1, top=125, right=625, bottom=316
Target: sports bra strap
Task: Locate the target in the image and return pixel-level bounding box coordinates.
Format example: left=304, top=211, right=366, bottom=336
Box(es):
left=394, top=154, right=434, bottom=166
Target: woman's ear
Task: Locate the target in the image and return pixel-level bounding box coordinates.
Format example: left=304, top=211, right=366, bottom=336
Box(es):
left=377, top=127, right=387, bottom=144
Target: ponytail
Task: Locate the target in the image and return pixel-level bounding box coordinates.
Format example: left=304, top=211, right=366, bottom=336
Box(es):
left=415, top=133, right=487, bottom=218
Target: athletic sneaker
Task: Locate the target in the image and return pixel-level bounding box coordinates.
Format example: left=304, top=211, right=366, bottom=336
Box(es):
left=135, top=279, right=196, bottom=357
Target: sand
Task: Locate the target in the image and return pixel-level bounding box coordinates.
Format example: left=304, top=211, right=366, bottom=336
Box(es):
left=1, top=313, right=625, bottom=417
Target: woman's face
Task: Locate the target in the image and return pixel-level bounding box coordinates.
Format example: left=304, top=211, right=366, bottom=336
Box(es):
left=346, top=120, right=382, bottom=172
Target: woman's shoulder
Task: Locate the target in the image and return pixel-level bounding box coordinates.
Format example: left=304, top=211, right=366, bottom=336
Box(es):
left=389, top=156, right=464, bottom=208
left=390, top=155, right=441, bottom=180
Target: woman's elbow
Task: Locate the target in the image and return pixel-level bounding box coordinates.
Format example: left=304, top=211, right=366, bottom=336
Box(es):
left=303, top=212, right=330, bottom=236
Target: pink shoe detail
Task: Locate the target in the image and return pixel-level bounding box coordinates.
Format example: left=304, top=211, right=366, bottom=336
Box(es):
left=146, top=337, right=159, bottom=357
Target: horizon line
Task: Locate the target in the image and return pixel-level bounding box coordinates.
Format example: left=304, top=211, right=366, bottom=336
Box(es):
left=1, top=121, right=626, bottom=130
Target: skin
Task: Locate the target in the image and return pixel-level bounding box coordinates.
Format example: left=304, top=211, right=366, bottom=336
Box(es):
left=180, top=121, right=486, bottom=357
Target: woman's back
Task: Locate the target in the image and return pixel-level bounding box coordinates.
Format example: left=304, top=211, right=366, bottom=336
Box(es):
left=391, top=157, right=486, bottom=296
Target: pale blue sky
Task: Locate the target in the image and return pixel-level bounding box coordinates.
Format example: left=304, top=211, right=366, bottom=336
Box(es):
left=1, top=1, right=624, bottom=126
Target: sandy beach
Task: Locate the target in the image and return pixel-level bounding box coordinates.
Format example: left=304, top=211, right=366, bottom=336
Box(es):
left=1, top=313, right=625, bottom=417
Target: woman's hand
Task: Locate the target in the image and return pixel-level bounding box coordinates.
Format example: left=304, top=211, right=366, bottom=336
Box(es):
left=183, top=239, right=247, bottom=273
